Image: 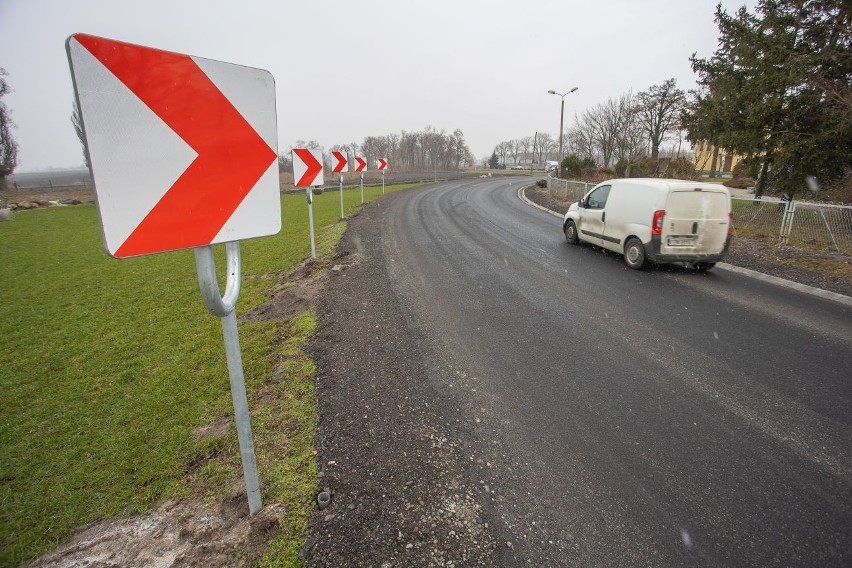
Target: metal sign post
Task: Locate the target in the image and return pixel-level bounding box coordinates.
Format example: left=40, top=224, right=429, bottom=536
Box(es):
left=194, top=241, right=262, bottom=515
left=377, top=158, right=388, bottom=194
left=291, top=147, right=323, bottom=260
left=330, top=151, right=348, bottom=220
left=360, top=173, right=364, bottom=204
left=307, top=186, right=316, bottom=259
left=339, top=173, right=344, bottom=219
left=68, top=34, right=281, bottom=518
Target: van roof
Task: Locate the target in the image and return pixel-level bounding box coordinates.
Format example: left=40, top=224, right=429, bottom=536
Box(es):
left=605, top=178, right=729, bottom=194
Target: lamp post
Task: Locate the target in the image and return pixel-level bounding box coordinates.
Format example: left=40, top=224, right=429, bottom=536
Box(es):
left=547, top=87, right=578, bottom=177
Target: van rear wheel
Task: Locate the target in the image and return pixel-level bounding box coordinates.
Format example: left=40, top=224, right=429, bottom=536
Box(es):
left=624, top=238, right=646, bottom=270
left=564, top=220, right=579, bottom=244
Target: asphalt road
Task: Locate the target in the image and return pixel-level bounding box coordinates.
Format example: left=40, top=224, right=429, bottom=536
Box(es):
left=377, top=177, right=852, bottom=566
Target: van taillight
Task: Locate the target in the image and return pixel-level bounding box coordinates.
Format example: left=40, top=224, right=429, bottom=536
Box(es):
left=728, top=211, right=734, bottom=236
left=652, top=210, right=665, bottom=236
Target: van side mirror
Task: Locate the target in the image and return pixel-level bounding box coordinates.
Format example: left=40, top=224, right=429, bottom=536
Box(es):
left=578, top=198, right=585, bottom=209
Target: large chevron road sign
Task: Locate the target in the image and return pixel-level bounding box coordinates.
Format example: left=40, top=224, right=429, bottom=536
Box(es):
left=67, top=34, right=280, bottom=258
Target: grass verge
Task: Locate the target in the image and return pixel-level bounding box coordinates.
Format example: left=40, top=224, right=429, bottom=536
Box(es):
left=0, top=182, right=418, bottom=566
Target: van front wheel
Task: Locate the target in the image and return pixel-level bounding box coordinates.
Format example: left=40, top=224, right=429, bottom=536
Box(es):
left=564, top=220, right=579, bottom=244
left=624, top=238, right=646, bottom=270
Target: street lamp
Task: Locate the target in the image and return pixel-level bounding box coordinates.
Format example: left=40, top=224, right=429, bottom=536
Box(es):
left=547, top=87, right=578, bottom=177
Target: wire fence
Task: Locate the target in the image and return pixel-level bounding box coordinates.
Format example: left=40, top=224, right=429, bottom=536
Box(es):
left=548, top=176, right=852, bottom=256
left=732, top=198, right=852, bottom=255
left=547, top=176, right=592, bottom=202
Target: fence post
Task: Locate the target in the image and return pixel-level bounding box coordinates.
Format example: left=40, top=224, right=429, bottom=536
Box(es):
left=779, top=200, right=796, bottom=244
left=818, top=208, right=841, bottom=252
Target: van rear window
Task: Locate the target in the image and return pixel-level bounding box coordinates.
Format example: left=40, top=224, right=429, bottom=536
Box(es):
left=667, top=191, right=729, bottom=220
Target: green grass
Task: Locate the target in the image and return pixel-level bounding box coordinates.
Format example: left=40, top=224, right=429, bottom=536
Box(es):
left=0, top=182, right=418, bottom=566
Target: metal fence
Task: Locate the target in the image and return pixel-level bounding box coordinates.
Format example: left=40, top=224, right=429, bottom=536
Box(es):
left=547, top=176, right=594, bottom=202
left=732, top=198, right=852, bottom=255
left=546, top=176, right=852, bottom=256
left=546, top=175, right=568, bottom=198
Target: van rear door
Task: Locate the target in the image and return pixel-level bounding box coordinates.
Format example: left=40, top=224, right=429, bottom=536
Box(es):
left=661, top=189, right=730, bottom=255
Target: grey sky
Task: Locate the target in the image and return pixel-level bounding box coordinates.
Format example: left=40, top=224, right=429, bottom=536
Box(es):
left=0, top=0, right=752, bottom=171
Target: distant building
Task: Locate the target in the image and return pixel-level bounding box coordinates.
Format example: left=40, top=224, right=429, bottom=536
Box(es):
left=693, top=141, right=744, bottom=176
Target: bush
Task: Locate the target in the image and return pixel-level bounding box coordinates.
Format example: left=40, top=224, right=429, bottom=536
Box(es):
left=822, top=169, right=852, bottom=204
left=580, top=167, right=616, bottom=184
left=536, top=178, right=547, bottom=188
left=665, top=157, right=698, bottom=180
left=561, top=155, right=596, bottom=179
left=614, top=157, right=654, bottom=178
left=723, top=177, right=755, bottom=189
left=732, top=158, right=760, bottom=179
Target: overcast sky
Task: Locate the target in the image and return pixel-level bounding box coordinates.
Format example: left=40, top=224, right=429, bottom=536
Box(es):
left=0, top=0, right=753, bottom=172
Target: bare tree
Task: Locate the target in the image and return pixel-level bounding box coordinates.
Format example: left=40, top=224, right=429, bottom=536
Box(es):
left=613, top=92, right=647, bottom=169
left=71, top=99, right=90, bottom=169
left=582, top=101, right=617, bottom=167
left=534, top=133, right=556, bottom=163
left=494, top=141, right=512, bottom=167
left=636, top=78, right=686, bottom=159
left=509, top=139, right=522, bottom=166
left=0, top=67, right=19, bottom=192
left=568, top=116, right=596, bottom=162
left=518, top=136, right=533, bottom=166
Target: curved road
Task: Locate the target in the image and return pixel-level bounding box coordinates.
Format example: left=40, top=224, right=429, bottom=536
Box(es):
left=310, top=177, right=852, bottom=566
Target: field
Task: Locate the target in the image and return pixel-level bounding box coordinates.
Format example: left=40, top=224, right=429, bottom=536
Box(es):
left=0, top=183, right=416, bottom=566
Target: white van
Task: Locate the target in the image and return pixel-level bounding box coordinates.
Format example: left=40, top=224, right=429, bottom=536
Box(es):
left=562, top=178, right=732, bottom=270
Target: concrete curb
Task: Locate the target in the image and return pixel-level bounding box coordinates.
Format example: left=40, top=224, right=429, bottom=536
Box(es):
left=517, top=186, right=852, bottom=307
left=518, top=185, right=562, bottom=219
left=714, top=263, right=852, bottom=307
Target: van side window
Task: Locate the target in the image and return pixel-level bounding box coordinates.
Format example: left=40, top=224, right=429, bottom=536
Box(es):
left=585, top=185, right=611, bottom=209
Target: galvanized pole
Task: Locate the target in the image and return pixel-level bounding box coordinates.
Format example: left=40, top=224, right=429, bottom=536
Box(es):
left=194, top=242, right=262, bottom=515
left=360, top=173, right=364, bottom=204
left=382, top=170, right=385, bottom=194
left=307, top=187, right=316, bottom=259
left=339, top=173, right=344, bottom=219
left=557, top=98, right=564, bottom=178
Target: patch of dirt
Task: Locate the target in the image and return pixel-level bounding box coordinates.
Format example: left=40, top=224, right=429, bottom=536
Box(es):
left=24, top=494, right=284, bottom=568
left=192, top=417, right=233, bottom=440
left=1, top=186, right=95, bottom=205
left=241, top=253, right=359, bottom=323
left=523, top=185, right=852, bottom=297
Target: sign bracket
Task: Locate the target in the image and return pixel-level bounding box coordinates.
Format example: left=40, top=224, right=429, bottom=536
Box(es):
left=194, top=241, right=262, bottom=515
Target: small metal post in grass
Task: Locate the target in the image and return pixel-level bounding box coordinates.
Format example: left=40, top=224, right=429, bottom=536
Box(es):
left=307, top=186, right=316, bottom=259
left=339, top=173, right=344, bottom=219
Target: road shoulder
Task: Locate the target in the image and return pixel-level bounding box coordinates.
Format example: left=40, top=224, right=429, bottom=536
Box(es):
left=304, top=191, right=499, bottom=566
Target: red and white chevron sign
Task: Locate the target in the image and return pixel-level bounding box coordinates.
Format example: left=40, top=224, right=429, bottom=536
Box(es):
left=66, top=34, right=280, bottom=258
left=377, top=158, right=388, bottom=171
left=331, top=151, right=348, bottom=173
left=292, top=148, right=324, bottom=187
left=354, top=156, right=367, bottom=172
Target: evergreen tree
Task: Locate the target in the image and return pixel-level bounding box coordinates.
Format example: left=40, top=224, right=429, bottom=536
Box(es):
left=685, top=0, right=851, bottom=196
left=488, top=151, right=500, bottom=169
